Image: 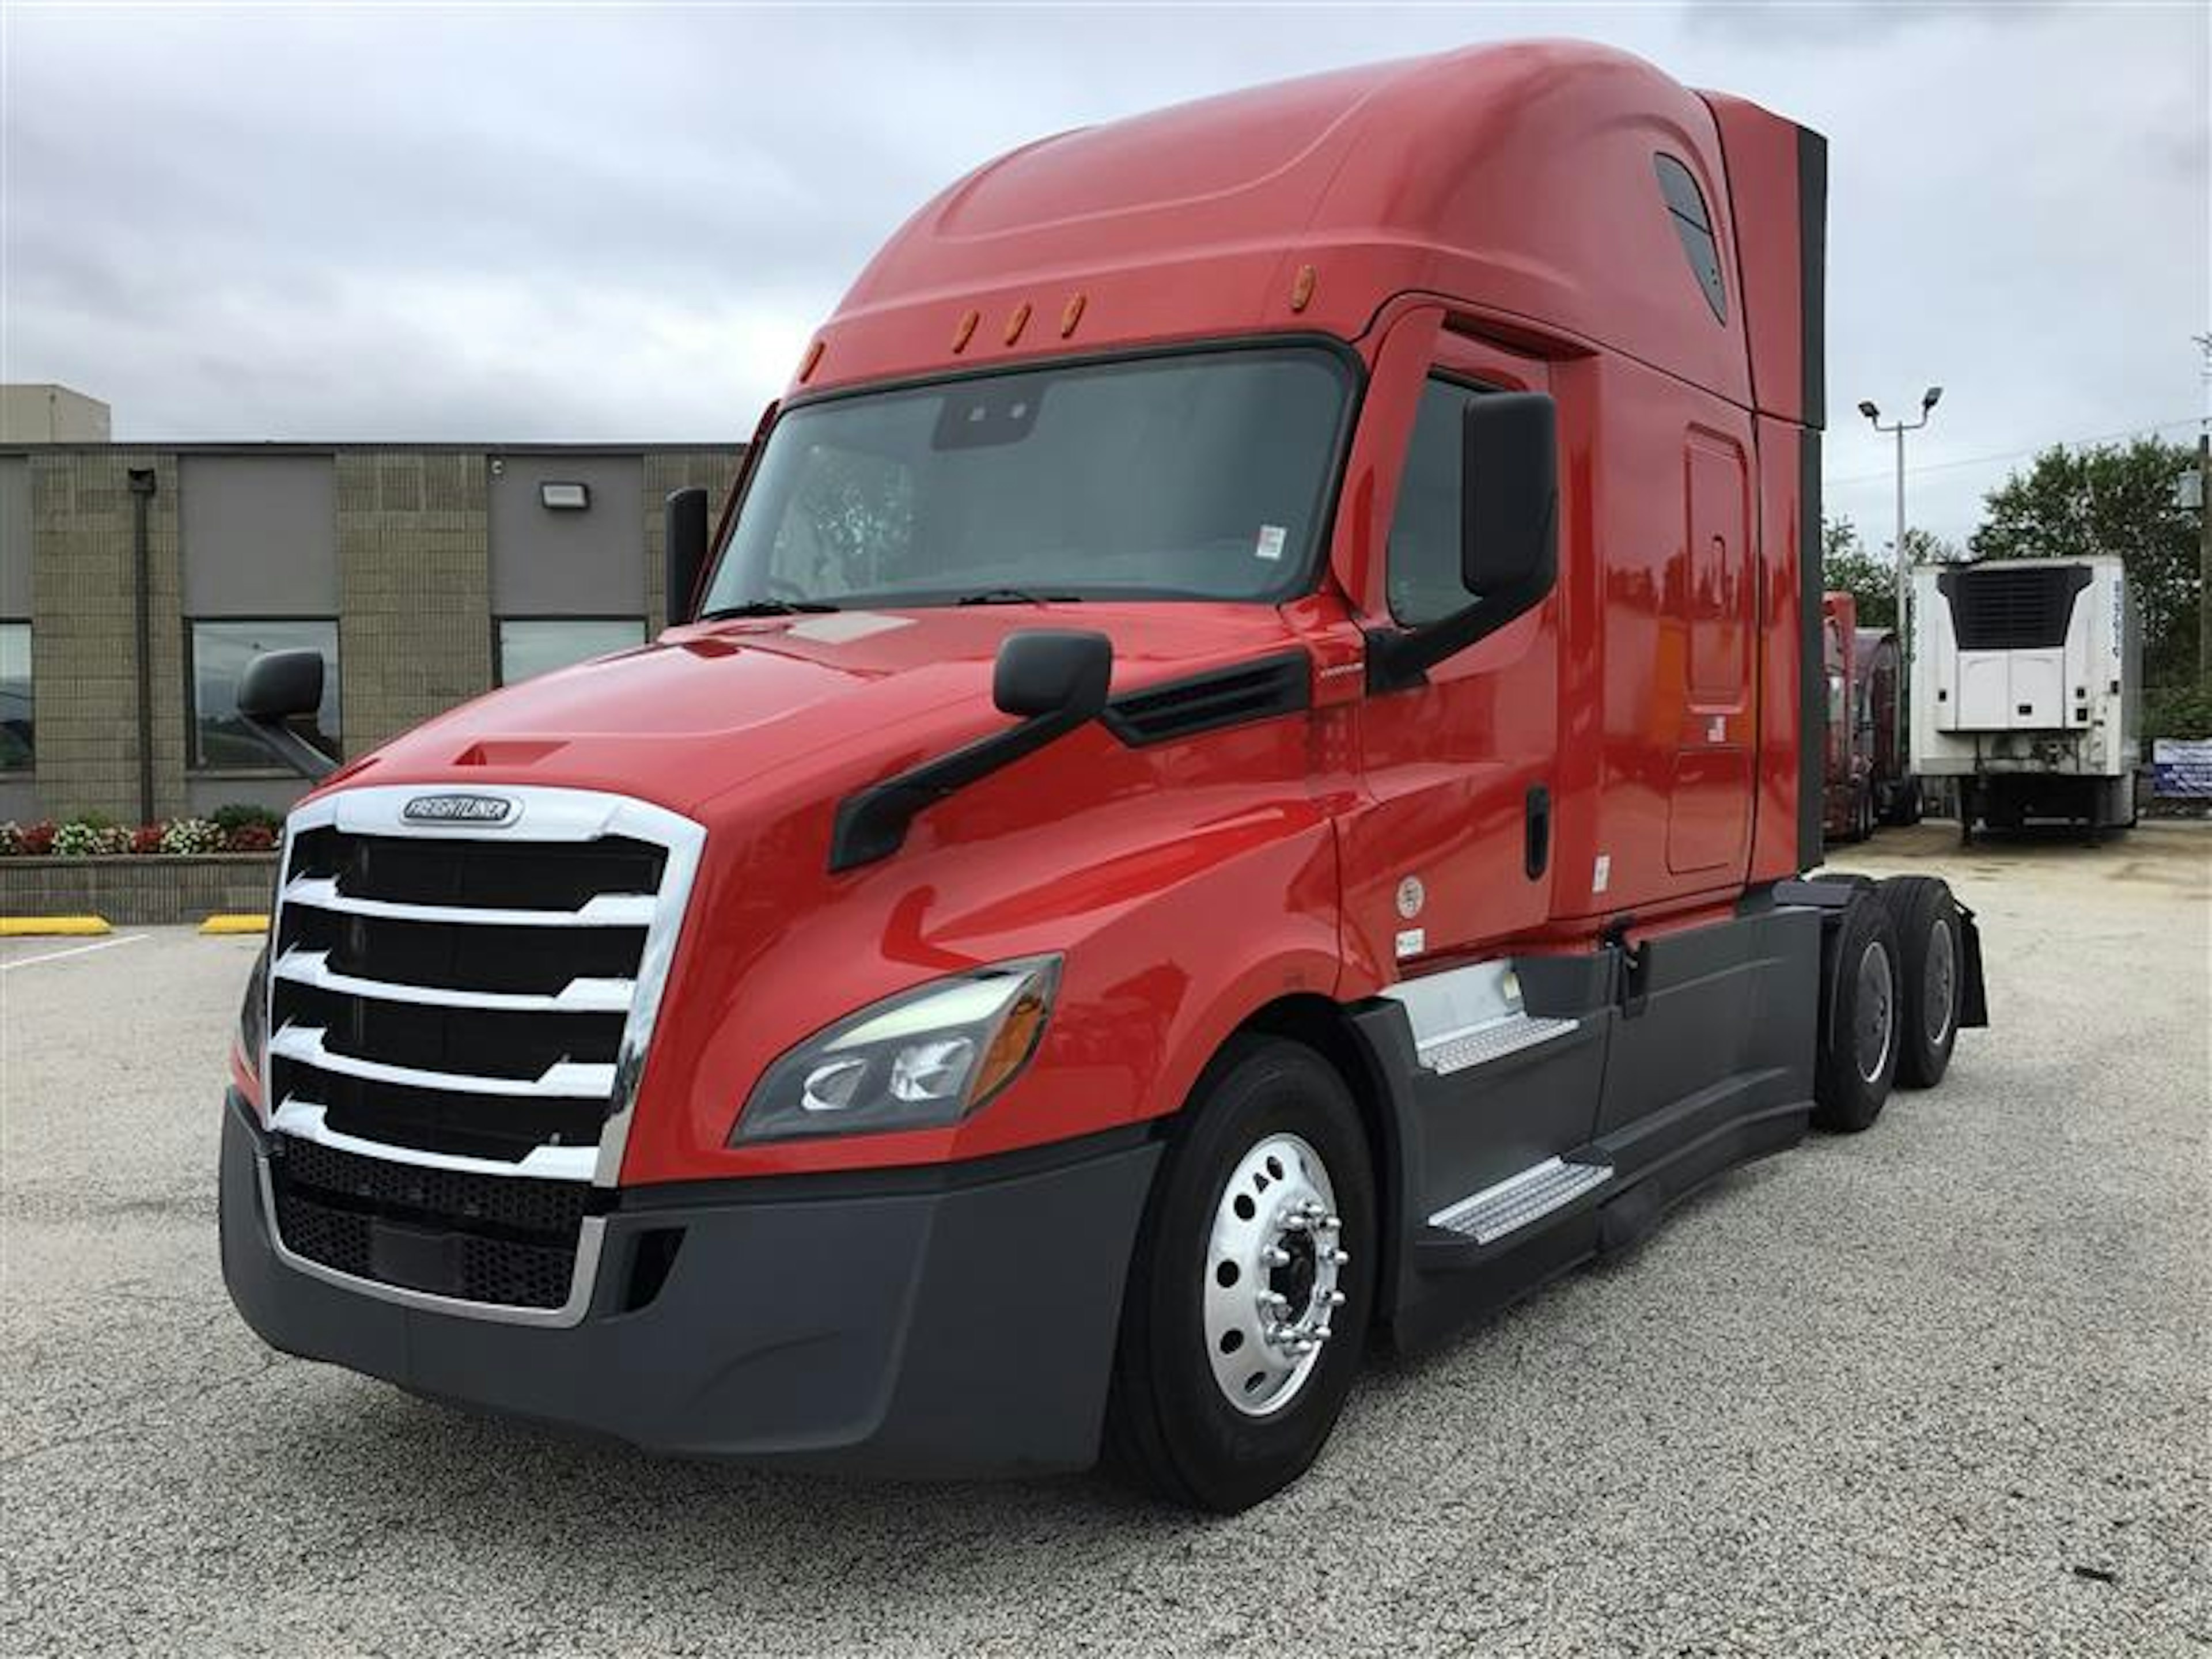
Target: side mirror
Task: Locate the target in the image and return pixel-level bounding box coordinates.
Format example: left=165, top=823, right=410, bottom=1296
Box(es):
left=993, top=628, right=1112, bottom=722
left=828, top=628, right=1115, bottom=872
left=1368, top=391, right=1559, bottom=691
left=236, top=649, right=336, bottom=781
left=664, top=487, right=711, bottom=626
left=1461, top=391, right=1558, bottom=603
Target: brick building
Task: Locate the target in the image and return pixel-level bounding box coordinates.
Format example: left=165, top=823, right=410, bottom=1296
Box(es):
left=0, top=400, right=740, bottom=826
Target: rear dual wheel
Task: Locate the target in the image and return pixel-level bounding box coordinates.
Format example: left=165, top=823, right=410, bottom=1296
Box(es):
left=1812, top=893, right=1900, bottom=1132
left=1105, top=1036, right=1376, bottom=1513
left=1813, top=877, right=1965, bottom=1132
left=1878, top=876, right=1963, bottom=1089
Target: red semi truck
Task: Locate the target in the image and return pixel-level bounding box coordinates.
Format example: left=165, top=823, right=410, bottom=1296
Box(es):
left=220, top=41, right=1986, bottom=1511
left=1821, top=593, right=1915, bottom=842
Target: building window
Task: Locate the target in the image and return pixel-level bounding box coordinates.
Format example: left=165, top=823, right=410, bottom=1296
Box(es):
left=497, top=618, right=647, bottom=686
left=0, top=622, right=30, bottom=772
left=190, top=620, right=340, bottom=770
left=1654, top=154, right=1727, bottom=323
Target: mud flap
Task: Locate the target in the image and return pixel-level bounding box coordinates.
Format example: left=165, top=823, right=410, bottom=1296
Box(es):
left=1956, top=903, right=1990, bottom=1029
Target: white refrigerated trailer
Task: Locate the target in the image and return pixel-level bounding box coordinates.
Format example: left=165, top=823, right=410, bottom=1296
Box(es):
left=1911, top=556, right=2139, bottom=839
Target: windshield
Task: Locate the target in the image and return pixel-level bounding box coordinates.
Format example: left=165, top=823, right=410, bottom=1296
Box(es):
left=700, top=346, right=1351, bottom=613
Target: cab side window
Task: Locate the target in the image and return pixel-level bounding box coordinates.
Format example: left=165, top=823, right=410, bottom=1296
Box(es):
left=1385, top=377, right=1483, bottom=626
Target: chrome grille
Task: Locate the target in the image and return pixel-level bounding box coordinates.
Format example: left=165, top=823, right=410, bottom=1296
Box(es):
left=258, top=784, right=703, bottom=1323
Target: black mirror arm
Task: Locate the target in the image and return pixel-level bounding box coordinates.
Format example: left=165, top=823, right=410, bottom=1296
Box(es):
left=1363, top=567, right=1553, bottom=693
left=242, top=714, right=338, bottom=782
left=828, top=703, right=1092, bottom=873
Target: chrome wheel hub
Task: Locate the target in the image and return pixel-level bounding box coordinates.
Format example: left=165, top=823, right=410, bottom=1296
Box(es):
left=1924, top=917, right=1956, bottom=1046
left=1855, top=938, right=1895, bottom=1084
left=1203, top=1132, right=1346, bottom=1417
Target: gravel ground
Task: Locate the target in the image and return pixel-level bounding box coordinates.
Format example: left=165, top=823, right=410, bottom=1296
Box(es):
left=3, top=822, right=2207, bottom=1657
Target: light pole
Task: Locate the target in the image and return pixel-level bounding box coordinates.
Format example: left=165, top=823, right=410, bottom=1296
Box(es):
left=1857, top=387, right=1943, bottom=641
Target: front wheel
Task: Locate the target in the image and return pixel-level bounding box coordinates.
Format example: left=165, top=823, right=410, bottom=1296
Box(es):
left=1104, top=1036, right=1376, bottom=1512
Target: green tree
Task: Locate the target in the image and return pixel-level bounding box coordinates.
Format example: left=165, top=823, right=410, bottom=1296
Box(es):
left=1820, top=515, right=1899, bottom=631
left=1969, top=438, right=2203, bottom=687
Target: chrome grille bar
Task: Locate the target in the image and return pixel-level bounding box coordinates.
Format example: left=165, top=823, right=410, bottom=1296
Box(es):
left=268, top=1025, right=619, bottom=1098
left=272, top=947, right=635, bottom=1013
left=279, top=874, right=657, bottom=929
left=271, top=1100, right=598, bottom=1183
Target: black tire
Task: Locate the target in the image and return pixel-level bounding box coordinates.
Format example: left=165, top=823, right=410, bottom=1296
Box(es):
left=1884, top=775, right=1923, bottom=828
left=1103, top=1036, right=1376, bottom=1513
left=1812, top=893, right=1901, bottom=1132
left=1878, top=876, right=1962, bottom=1089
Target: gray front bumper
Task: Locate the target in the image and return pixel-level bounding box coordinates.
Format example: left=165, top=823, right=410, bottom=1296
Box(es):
left=220, top=1095, right=1160, bottom=1478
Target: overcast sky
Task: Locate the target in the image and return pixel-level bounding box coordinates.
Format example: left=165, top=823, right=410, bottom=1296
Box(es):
left=3, top=2, right=2206, bottom=546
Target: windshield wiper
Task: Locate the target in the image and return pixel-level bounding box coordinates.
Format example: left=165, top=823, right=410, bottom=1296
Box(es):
left=953, top=588, right=1082, bottom=606
left=699, top=599, right=842, bottom=619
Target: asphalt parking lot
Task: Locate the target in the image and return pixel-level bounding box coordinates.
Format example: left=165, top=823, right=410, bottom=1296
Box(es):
left=3, top=822, right=2207, bottom=1657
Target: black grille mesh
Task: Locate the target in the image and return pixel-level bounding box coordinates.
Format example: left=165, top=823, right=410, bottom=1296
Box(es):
left=270, top=1134, right=586, bottom=1311
left=1939, top=565, right=2092, bottom=652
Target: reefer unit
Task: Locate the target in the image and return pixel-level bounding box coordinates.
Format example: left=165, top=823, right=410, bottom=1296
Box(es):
left=1911, top=557, right=2138, bottom=834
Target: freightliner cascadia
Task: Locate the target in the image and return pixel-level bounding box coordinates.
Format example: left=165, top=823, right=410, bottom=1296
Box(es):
left=220, top=40, right=1988, bottom=1512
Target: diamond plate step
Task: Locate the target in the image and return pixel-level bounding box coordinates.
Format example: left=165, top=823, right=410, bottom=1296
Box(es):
left=1429, top=1157, right=1612, bottom=1245
left=1416, top=1012, right=1578, bottom=1076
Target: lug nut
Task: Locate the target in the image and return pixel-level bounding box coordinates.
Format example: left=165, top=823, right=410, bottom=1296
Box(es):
left=1261, top=1245, right=1291, bottom=1268
left=1327, top=1289, right=1347, bottom=1307
left=1328, top=1248, right=1350, bottom=1266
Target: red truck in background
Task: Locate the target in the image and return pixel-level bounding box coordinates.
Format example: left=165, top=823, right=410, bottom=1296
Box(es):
left=219, top=40, right=1987, bottom=1512
left=1821, top=593, right=1916, bottom=842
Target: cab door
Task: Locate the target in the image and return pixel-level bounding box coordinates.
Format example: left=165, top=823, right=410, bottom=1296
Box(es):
left=1342, top=329, right=1559, bottom=971
left=1664, top=430, right=1754, bottom=875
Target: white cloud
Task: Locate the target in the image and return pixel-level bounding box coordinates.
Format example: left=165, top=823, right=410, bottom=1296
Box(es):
left=3, top=2, right=2204, bottom=543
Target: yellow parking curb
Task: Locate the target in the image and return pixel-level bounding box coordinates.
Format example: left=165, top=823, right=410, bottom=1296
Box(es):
left=1, top=915, right=113, bottom=937
left=200, top=914, right=270, bottom=935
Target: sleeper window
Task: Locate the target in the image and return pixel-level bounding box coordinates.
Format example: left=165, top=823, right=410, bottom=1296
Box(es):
left=1654, top=154, right=1727, bottom=323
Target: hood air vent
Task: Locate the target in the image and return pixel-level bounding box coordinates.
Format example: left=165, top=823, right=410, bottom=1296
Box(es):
left=1101, top=652, right=1310, bottom=748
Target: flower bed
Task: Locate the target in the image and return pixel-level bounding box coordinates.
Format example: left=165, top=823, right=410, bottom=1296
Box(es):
left=1, top=805, right=285, bottom=925
left=1, top=803, right=284, bottom=862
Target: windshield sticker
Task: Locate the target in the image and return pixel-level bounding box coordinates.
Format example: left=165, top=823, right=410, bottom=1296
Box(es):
left=1255, top=524, right=1287, bottom=562
left=786, top=612, right=915, bottom=644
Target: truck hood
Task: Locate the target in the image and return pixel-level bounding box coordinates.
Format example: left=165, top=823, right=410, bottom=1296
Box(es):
left=326, top=603, right=1310, bottom=819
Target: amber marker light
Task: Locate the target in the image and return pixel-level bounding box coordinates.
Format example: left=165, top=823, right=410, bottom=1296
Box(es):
left=1290, top=264, right=1317, bottom=313
left=1059, top=292, right=1087, bottom=338
left=800, top=338, right=825, bottom=382
left=1003, top=301, right=1032, bottom=346
left=972, top=979, right=1053, bottom=1104
left=952, top=309, right=980, bottom=352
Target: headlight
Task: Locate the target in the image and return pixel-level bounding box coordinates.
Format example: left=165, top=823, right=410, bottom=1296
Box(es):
left=733, top=956, right=1060, bottom=1143
left=238, top=944, right=270, bottom=1072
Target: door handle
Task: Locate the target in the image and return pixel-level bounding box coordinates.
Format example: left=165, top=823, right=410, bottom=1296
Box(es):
left=1525, top=783, right=1550, bottom=880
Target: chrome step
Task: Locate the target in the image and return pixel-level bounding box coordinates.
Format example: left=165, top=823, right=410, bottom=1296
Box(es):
left=1429, top=1157, right=1612, bottom=1244
left=1416, top=1012, right=1577, bottom=1075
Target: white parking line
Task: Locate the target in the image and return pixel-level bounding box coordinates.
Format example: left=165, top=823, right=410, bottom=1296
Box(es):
left=0, top=934, right=150, bottom=973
